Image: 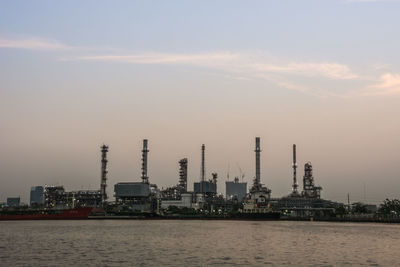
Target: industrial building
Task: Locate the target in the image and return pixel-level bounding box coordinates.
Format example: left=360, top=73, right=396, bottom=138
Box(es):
left=113, top=139, right=158, bottom=212
left=160, top=193, right=204, bottom=209
left=161, top=158, right=188, bottom=200
left=193, top=179, right=217, bottom=195
left=192, top=144, right=219, bottom=212
left=160, top=145, right=222, bottom=211
left=30, top=186, right=44, bottom=206
left=7, top=197, right=20, bottom=207
left=242, top=137, right=273, bottom=213
left=115, top=182, right=150, bottom=198
left=6, top=137, right=354, bottom=219
left=114, top=182, right=152, bottom=211
left=226, top=177, right=247, bottom=202
left=40, top=145, right=108, bottom=209
left=271, top=144, right=341, bottom=217
left=161, top=157, right=205, bottom=210
left=43, top=187, right=103, bottom=209
left=193, top=145, right=217, bottom=195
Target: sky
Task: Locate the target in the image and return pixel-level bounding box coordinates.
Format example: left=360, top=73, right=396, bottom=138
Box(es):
left=0, top=0, right=399, bottom=204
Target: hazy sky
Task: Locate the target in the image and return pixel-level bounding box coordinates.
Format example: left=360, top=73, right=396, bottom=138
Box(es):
left=1, top=0, right=399, bottom=204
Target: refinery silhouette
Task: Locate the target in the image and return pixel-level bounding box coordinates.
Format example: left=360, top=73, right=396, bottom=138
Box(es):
left=2, top=137, right=392, bottom=222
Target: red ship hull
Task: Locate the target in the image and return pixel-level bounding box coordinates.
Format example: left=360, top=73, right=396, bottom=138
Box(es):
left=0, top=207, right=93, bottom=220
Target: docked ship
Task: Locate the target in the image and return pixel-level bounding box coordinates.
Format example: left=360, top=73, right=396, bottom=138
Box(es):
left=0, top=207, right=93, bottom=220
left=239, top=187, right=281, bottom=220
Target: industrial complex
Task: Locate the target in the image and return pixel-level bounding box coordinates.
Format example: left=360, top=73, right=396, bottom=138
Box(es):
left=1, top=137, right=371, bottom=220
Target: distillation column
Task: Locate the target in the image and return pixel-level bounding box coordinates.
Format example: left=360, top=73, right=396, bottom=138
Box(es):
left=201, top=144, right=205, bottom=182
left=199, top=144, right=206, bottom=193
left=179, top=158, right=188, bottom=192
left=141, top=139, right=149, bottom=184
left=254, top=137, right=261, bottom=187
left=292, top=144, right=298, bottom=194
left=100, top=144, right=109, bottom=206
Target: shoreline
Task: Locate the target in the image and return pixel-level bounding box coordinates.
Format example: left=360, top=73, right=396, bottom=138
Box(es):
left=85, top=215, right=400, bottom=223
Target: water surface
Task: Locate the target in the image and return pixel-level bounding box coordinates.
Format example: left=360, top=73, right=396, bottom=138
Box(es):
left=0, top=220, right=399, bottom=266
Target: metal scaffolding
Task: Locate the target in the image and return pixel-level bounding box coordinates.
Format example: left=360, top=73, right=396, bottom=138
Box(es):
left=179, top=158, right=188, bottom=192
left=302, top=162, right=322, bottom=198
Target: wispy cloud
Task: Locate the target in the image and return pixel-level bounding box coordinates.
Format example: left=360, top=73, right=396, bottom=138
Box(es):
left=64, top=52, right=240, bottom=65
left=61, top=51, right=361, bottom=97
left=365, top=73, right=400, bottom=95
left=251, top=62, right=358, bottom=80
left=0, top=37, right=73, bottom=51
left=2, top=35, right=396, bottom=97
left=63, top=52, right=358, bottom=80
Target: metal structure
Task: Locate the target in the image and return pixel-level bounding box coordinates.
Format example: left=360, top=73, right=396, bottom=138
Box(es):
left=112, top=139, right=157, bottom=212
left=250, top=137, right=270, bottom=195
left=178, top=158, right=188, bottom=192
left=160, top=158, right=188, bottom=201
left=200, top=144, right=206, bottom=193
left=201, top=144, right=205, bottom=182
left=302, top=162, right=322, bottom=198
left=68, top=190, right=102, bottom=208
left=44, top=185, right=66, bottom=208
left=292, top=144, right=299, bottom=195
left=141, top=139, right=149, bottom=184
left=44, top=185, right=102, bottom=208
left=274, top=155, right=332, bottom=217
left=245, top=136, right=272, bottom=214
left=100, top=145, right=109, bottom=206
left=254, top=137, right=261, bottom=188
left=193, top=144, right=218, bottom=195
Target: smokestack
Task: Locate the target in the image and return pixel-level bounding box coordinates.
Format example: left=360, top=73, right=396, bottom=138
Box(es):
left=292, top=144, right=298, bottom=194
left=201, top=144, right=205, bottom=182
left=141, top=139, right=149, bottom=184
left=100, top=144, right=109, bottom=207
left=255, top=137, right=261, bottom=186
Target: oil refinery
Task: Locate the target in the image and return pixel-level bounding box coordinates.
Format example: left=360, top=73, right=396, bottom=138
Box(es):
left=1, top=137, right=372, bottom=220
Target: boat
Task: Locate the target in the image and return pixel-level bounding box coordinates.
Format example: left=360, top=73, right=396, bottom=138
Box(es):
left=234, top=212, right=280, bottom=220
left=0, top=207, right=93, bottom=220
left=238, top=183, right=281, bottom=220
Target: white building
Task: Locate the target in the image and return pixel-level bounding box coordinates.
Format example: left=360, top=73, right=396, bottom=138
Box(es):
left=161, top=193, right=205, bottom=209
